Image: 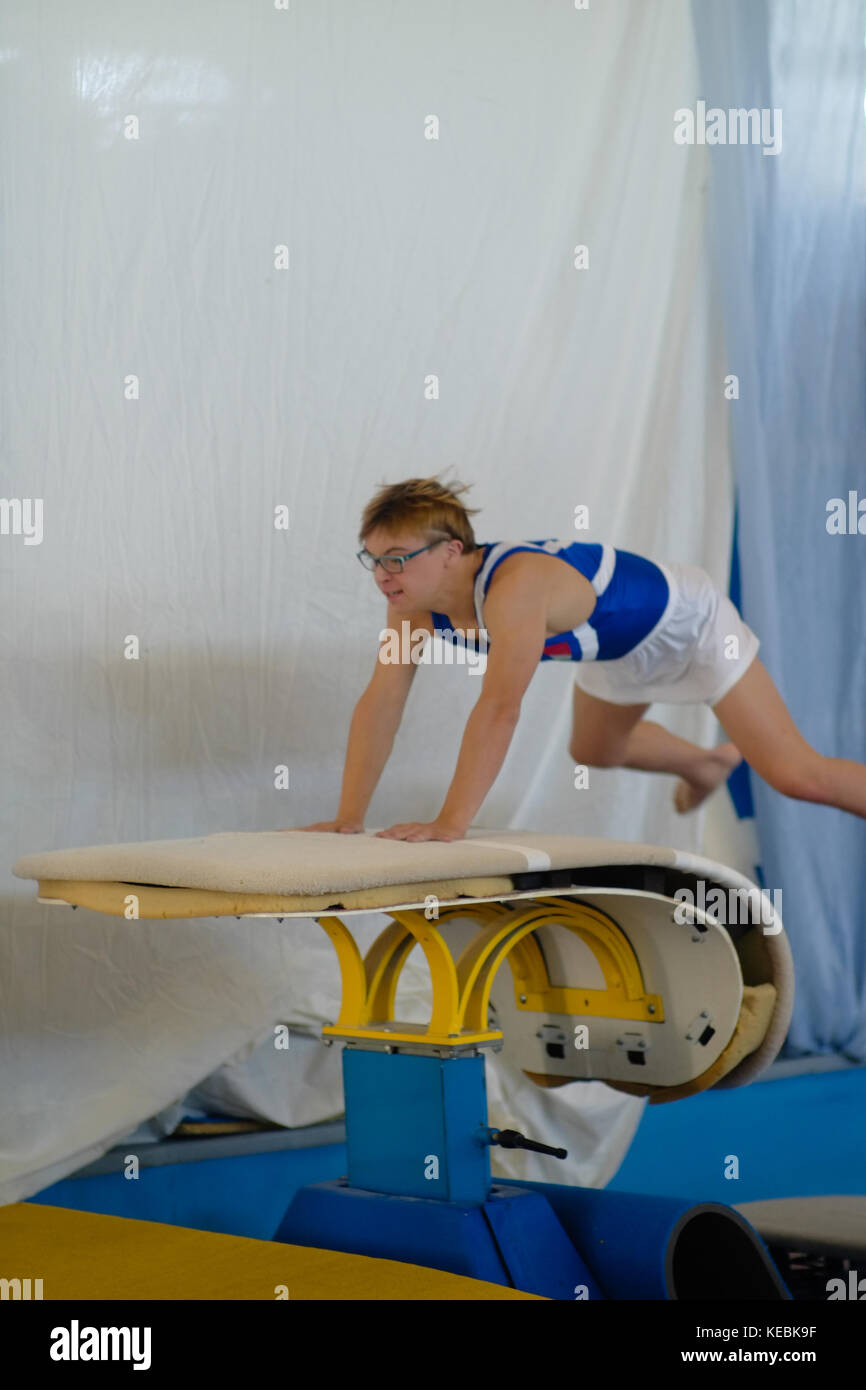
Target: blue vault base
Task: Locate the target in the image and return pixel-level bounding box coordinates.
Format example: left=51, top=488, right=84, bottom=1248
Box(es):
left=273, top=1049, right=791, bottom=1300
left=274, top=1179, right=791, bottom=1300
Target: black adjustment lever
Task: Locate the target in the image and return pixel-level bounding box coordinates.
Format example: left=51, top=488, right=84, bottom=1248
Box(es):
left=486, top=1127, right=567, bottom=1160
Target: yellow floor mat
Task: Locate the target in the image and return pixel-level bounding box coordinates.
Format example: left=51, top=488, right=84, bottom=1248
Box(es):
left=0, top=1203, right=542, bottom=1301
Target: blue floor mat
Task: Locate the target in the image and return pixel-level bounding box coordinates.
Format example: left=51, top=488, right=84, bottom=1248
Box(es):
left=28, top=1142, right=348, bottom=1241
left=607, top=1066, right=866, bottom=1202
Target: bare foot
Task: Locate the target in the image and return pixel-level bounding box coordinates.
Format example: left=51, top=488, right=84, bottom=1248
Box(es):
left=674, top=742, right=744, bottom=814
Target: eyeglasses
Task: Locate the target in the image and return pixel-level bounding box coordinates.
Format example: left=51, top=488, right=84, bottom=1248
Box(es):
left=356, top=539, right=447, bottom=574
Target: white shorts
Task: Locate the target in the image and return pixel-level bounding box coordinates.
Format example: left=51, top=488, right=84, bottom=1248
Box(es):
left=572, top=561, right=760, bottom=707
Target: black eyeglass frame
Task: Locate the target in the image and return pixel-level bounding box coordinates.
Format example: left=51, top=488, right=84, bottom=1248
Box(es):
left=356, top=538, right=449, bottom=574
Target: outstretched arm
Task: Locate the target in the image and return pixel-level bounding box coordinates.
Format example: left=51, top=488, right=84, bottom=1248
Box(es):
left=289, top=603, right=424, bottom=832
left=377, top=568, right=549, bottom=841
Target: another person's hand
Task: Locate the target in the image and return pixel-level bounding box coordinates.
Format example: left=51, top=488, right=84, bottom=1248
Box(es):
left=375, top=820, right=467, bottom=843
left=279, top=820, right=365, bottom=833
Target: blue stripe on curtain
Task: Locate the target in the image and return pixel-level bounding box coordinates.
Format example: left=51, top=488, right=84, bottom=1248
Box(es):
left=726, top=500, right=756, bottom=824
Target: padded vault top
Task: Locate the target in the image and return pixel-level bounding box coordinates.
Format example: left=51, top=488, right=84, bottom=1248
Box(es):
left=15, top=826, right=764, bottom=905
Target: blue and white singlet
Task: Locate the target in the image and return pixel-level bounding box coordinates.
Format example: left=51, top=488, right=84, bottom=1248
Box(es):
left=430, top=539, right=670, bottom=662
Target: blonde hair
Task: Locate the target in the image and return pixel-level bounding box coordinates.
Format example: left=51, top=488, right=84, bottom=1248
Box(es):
left=359, top=475, right=480, bottom=553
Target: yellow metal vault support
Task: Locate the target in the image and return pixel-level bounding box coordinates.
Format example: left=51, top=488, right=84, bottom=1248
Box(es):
left=454, top=899, right=663, bottom=1030
left=374, top=909, right=462, bottom=1038
left=317, top=895, right=662, bottom=1049
left=316, top=916, right=367, bottom=1028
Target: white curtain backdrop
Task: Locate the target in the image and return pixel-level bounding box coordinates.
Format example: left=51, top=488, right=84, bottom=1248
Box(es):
left=2, top=0, right=736, bottom=1205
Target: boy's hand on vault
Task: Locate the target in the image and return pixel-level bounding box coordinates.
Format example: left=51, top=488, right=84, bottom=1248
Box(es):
left=376, top=820, right=467, bottom=842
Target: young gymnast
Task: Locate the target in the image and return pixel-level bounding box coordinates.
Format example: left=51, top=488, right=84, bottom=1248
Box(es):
left=298, top=476, right=866, bottom=841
